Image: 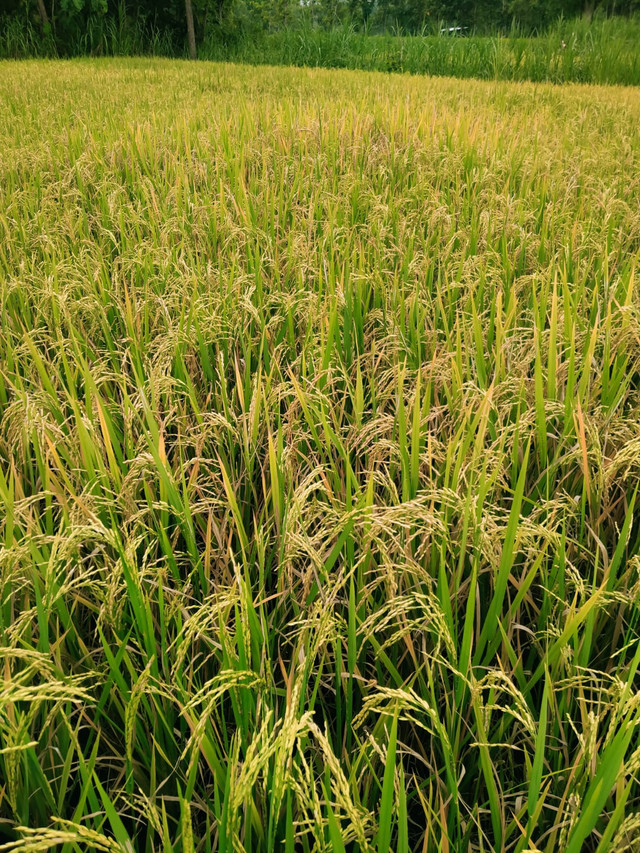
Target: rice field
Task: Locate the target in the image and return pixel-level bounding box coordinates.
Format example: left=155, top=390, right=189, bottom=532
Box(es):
left=1, top=59, right=640, bottom=852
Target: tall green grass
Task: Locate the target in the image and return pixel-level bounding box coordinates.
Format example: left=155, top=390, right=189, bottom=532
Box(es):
left=1, top=58, right=640, bottom=851
left=0, top=12, right=174, bottom=60
left=3, top=15, right=640, bottom=86
left=204, top=16, right=640, bottom=85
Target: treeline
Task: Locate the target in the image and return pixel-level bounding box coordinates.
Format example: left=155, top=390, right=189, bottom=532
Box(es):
left=1, top=0, right=639, bottom=58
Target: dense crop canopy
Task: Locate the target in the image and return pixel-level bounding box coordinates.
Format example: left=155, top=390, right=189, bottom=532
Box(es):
left=1, top=59, right=640, bottom=851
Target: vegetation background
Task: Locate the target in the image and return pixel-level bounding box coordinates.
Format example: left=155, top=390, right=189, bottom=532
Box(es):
left=2, top=0, right=640, bottom=86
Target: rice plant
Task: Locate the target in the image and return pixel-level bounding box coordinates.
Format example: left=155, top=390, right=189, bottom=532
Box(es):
left=1, top=58, right=640, bottom=852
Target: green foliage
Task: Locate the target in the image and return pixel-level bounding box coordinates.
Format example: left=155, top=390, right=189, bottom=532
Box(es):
left=1, top=0, right=640, bottom=60
left=200, top=16, right=640, bottom=86
left=60, top=0, right=108, bottom=13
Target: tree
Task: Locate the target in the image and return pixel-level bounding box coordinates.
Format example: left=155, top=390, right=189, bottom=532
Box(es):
left=35, top=0, right=50, bottom=28
left=185, top=0, right=197, bottom=58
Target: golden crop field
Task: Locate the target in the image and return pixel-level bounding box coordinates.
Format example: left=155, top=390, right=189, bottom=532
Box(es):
left=1, top=59, right=640, bottom=852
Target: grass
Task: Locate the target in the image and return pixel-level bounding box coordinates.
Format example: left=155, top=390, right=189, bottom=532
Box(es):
left=203, top=16, right=640, bottom=86
left=1, top=57, right=640, bottom=851
left=3, top=15, right=640, bottom=87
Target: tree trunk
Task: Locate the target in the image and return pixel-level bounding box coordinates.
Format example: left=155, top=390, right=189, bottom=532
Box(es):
left=583, top=0, right=596, bottom=22
left=35, top=0, right=50, bottom=28
left=185, top=0, right=197, bottom=60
